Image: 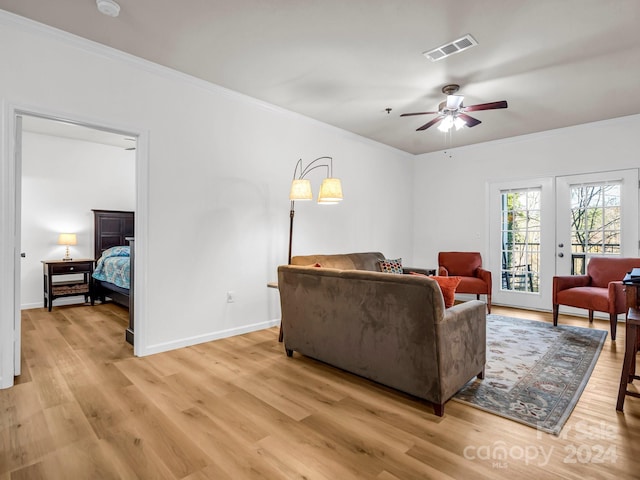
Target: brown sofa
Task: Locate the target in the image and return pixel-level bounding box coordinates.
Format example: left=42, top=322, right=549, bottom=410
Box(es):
left=278, top=252, right=487, bottom=416
left=553, top=256, right=640, bottom=341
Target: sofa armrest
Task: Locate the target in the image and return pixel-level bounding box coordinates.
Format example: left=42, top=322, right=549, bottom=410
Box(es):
left=436, top=300, right=486, bottom=400
left=553, top=275, right=590, bottom=303
left=438, top=266, right=449, bottom=276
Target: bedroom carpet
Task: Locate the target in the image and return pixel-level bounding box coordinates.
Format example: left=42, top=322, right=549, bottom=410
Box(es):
left=453, top=314, right=607, bottom=435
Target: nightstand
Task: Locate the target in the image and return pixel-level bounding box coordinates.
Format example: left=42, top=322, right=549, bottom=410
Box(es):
left=42, top=259, right=95, bottom=311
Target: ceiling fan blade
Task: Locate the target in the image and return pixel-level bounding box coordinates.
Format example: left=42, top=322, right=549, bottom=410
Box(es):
left=446, top=95, right=464, bottom=110
left=463, top=100, right=508, bottom=112
left=458, top=113, right=482, bottom=127
left=417, top=116, right=443, bottom=131
left=400, top=111, right=439, bottom=117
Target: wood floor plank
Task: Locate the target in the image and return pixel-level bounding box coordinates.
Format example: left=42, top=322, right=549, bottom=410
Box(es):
left=111, top=384, right=211, bottom=478
left=1, top=303, right=638, bottom=478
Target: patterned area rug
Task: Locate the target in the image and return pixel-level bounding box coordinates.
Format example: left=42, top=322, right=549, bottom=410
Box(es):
left=453, top=315, right=607, bottom=435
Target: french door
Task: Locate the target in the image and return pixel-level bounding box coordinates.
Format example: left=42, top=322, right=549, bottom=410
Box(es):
left=555, top=170, right=639, bottom=277
left=489, top=178, right=555, bottom=310
left=489, top=169, right=639, bottom=311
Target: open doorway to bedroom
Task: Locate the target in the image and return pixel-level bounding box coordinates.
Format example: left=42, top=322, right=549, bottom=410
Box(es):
left=20, top=115, right=136, bottom=307
left=15, top=113, right=138, bottom=376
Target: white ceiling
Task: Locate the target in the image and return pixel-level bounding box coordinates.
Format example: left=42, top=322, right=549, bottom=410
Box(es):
left=3, top=0, right=639, bottom=155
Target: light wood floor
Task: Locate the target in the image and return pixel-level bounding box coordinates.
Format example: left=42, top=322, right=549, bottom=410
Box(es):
left=1, top=304, right=639, bottom=479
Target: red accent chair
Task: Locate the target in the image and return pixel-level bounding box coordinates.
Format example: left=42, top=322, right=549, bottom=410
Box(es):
left=552, top=256, right=640, bottom=341
left=438, top=252, right=492, bottom=313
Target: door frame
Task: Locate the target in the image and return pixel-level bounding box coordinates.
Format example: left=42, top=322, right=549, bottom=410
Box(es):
left=1, top=103, right=150, bottom=388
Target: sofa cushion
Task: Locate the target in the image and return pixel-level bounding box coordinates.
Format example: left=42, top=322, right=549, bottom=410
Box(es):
left=379, top=258, right=403, bottom=274
left=411, top=272, right=461, bottom=308
left=291, top=252, right=385, bottom=271
left=432, top=276, right=462, bottom=308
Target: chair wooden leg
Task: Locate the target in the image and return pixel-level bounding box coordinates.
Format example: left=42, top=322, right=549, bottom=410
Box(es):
left=553, top=304, right=559, bottom=326
left=433, top=403, right=444, bottom=417
left=486, top=294, right=491, bottom=314
left=616, top=322, right=638, bottom=411
left=610, top=313, right=617, bottom=341
left=588, top=310, right=594, bottom=323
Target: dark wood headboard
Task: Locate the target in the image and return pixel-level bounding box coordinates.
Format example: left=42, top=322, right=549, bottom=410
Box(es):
left=93, top=209, right=135, bottom=259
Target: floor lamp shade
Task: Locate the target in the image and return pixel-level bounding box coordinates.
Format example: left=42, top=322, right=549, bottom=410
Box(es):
left=318, top=178, right=343, bottom=204
left=290, top=179, right=313, bottom=200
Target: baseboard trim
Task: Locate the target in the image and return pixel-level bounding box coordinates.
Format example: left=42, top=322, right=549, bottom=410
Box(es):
left=21, top=297, right=89, bottom=310
left=140, top=318, right=281, bottom=357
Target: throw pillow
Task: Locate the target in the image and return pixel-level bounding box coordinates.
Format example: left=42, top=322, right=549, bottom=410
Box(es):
left=431, top=275, right=462, bottom=308
left=379, top=258, right=403, bottom=274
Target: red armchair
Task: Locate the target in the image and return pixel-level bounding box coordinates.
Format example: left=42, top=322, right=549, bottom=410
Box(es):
left=553, top=256, right=640, bottom=341
left=438, top=252, right=492, bottom=313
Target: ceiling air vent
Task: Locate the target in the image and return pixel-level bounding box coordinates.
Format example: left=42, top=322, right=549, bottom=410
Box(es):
left=423, top=34, right=478, bottom=62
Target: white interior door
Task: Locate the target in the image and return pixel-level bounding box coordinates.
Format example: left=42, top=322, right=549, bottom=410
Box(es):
left=556, top=169, right=639, bottom=277
left=13, top=114, right=22, bottom=376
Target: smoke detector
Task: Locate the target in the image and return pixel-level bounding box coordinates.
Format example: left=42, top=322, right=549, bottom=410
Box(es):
left=96, top=0, right=120, bottom=17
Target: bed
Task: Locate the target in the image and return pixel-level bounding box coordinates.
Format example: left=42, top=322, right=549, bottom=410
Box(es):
left=92, top=209, right=135, bottom=345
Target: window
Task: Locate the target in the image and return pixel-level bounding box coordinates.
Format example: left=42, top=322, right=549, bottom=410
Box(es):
left=569, top=182, right=621, bottom=274
left=501, top=188, right=540, bottom=293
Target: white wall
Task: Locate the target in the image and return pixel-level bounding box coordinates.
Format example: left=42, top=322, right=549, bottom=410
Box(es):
left=20, top=131, right=135, bottom=309
left=412, top=114, right=640, bottom=267
left=0, top=10, right=414, bottom=384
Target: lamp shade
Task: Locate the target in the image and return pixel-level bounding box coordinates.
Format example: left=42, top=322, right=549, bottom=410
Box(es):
left=57, top=233, right=77, bottom=246
left=290, top=179, right=313, bottom=200
left=317, top=178, right=343, bottom=204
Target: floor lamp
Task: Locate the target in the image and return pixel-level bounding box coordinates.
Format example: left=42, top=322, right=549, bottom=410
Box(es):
left=281, top=157, right=343, bottom=342
left=288, top=156, right=343, bottom=265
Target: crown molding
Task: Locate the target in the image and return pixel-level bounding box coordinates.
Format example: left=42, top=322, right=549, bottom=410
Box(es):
left=0, top=9, right=411, bottom=159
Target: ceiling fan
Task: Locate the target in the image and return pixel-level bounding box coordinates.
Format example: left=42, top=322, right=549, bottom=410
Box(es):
left=401, top=84, right=508, bottom=132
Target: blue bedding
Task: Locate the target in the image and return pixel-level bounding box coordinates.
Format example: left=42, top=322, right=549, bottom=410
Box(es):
left=92, top=246, right=130, bottom=289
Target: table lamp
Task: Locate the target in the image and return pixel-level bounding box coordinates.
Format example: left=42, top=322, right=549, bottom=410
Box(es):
left=58, top=233, right=77, bottom=261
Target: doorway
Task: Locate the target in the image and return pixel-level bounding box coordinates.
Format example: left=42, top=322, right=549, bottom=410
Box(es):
left=489, top=169, right=639, bottom=312
left=1, top=107, right=148, bottom=388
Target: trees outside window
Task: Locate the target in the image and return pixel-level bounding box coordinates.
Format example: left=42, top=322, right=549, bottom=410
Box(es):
left=569, top=183, right=621, bottom=274
left=501, top=188, right=540, bottom=292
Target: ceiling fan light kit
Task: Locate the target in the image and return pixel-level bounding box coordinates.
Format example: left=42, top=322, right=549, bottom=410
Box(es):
left=96, top=0, right=120, bottom=17
left=401, top=83, right=508, bottom=133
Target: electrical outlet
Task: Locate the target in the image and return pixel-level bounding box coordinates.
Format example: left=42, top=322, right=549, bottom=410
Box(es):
left=226, top=291, right=235, bottom=303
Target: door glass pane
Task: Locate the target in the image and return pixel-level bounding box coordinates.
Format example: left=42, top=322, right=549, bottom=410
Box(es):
left=500, top=188, right=541, bottom=293
left=569, top=182, right=621, bottom=274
